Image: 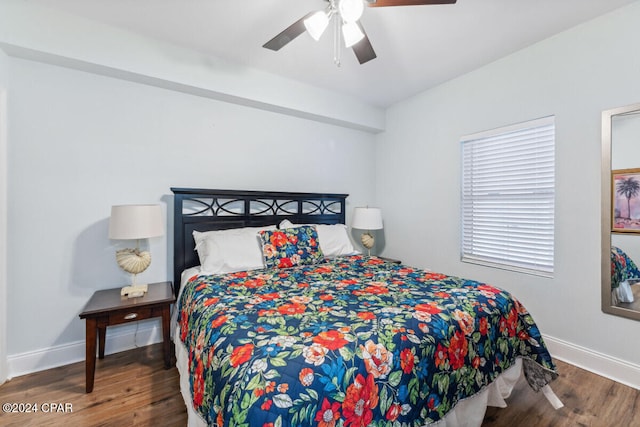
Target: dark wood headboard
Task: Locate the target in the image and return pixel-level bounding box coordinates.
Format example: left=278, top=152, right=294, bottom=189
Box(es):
left=171, top=188, right=348, bottom=297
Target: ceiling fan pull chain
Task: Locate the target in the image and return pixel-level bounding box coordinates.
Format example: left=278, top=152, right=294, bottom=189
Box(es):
left=333, top=14, right=342, bottom=67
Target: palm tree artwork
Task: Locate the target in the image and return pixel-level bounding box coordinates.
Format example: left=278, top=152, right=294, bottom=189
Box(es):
left=616, top=176, right=640, bottom=221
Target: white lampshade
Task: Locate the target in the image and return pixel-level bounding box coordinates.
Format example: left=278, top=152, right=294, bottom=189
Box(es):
left=109, top=204, right=164, bottom=240
left=342, top=21, right=364, bottom=48
left=339, top=0, right=364, bottom=23
left=304, top=11, right=330, bottom=41
left=352, top=207, right=383, bottom=230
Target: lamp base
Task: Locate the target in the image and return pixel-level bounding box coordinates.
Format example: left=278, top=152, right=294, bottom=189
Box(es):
left=115, top=246, right=152, bottom=298
left=360, top=231, right=375, bottom=256
left=116, top=248, right=151, bottom=275
left=120, top=283, right=148, bottom=298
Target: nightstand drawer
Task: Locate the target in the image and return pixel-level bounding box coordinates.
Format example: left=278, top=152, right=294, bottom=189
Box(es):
left=109, top=307, right=152, bottom=325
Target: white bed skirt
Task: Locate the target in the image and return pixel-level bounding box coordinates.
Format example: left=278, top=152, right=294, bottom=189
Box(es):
left=174, top=325, right=534, bottom=427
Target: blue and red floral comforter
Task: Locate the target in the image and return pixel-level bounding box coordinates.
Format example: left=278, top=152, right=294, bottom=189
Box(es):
left=177, top=256, right=557, bottom=427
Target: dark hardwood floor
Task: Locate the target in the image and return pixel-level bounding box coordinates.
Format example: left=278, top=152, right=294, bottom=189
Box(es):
left=0, top=344, right=186, bottom=426
left=0, top=343, right=638, bottom=426
left=483, top=359, right=640, bottom=427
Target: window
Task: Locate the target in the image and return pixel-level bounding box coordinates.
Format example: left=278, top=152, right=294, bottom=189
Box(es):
left=461, top=116, right=555, bottom=277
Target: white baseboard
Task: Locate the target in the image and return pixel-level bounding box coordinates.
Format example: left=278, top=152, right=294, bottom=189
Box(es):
left=7, top=319, right=163, bottom=379
left=543, top=333, right=640, bottom=390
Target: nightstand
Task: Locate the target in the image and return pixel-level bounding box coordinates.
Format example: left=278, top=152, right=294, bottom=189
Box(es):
left=79, top=281, right=175, bottom=393
left=379, top=256, right=402, bottom=264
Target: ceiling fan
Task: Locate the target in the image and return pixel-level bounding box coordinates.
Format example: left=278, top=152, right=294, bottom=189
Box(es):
left=263, top=0, right=457, bottom=65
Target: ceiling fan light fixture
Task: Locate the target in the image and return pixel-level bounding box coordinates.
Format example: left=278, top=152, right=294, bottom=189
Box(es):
left=304, top=11, right=330, bottom=41
left=342, top=21, right=364, bottom=48
left=339, top=0, right=365, bottom=22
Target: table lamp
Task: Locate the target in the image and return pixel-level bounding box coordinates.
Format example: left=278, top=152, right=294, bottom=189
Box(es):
left=108, top=204, right=164, bottom=297
left=352, top=207, right=383, bottom=256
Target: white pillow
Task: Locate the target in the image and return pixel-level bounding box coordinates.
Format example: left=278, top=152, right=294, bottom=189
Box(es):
left=279, top=219, right=358, bottom=257
left=193, top=225, right=276, bottom=274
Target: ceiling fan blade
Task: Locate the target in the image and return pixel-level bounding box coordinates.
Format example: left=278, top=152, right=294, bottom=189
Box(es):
left=367, top=0, right=456, bottom=7
left=263, top=11, right=316, bottom=51
left=352, top=23, right=377, bottom=65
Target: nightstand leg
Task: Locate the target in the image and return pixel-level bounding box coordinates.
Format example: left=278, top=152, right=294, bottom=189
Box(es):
left=98, top=326, right=106, bottom=359
left=85, top=318, right=97, bottom=393
left=161, top=306, right=172, bottom=369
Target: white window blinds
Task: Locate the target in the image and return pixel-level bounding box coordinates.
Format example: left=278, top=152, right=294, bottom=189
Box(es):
left=461, top=116, right=555, bottom=277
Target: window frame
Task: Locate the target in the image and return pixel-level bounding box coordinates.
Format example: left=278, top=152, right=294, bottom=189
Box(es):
left=460, top=116, right=555, bottom=277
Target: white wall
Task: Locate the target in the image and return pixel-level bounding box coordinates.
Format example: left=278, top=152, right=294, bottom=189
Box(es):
left=376, top=1, right=640, bottom=376
left=5, top=56, right=376, bottom=373
left=0, top=49, right=8, bottom=383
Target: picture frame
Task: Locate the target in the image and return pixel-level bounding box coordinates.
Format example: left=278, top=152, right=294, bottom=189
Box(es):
left=612, top=168, right=640, bottom=233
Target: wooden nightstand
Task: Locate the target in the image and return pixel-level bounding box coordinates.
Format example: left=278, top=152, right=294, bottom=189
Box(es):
left=379, top=256, right=402, bottom=264
left=79, top=281, right=175, bottom=393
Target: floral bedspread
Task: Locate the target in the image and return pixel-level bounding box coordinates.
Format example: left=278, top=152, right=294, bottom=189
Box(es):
left=177, top=256, right=557, bottom=427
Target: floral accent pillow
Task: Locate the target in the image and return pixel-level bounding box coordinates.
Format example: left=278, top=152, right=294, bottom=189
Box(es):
left=259, top=225, right=324, bottom=269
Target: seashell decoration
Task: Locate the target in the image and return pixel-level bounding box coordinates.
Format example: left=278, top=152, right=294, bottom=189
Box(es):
left=361, top=232, right=375, bottom=249
left=116, top=248, right=152, bottom=274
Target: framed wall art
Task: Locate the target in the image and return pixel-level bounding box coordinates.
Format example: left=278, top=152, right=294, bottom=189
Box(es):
left=612, top=168, right=640, bottom=233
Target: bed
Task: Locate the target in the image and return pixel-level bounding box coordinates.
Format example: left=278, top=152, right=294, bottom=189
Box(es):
left=170, top=188, right=560, bottom=427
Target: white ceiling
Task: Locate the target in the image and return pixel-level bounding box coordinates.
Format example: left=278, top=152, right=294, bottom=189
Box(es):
left=32, top=0, right=637, bottom=108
